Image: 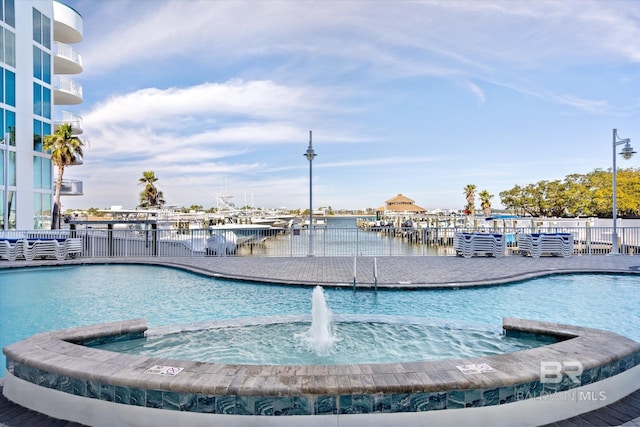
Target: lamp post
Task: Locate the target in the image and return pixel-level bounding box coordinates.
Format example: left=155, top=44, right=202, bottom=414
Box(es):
left=610, top=128, right=635, bottom=255
left=2, top=133, right=9, bottom=230
left=304, top=130, right=317, bottom=256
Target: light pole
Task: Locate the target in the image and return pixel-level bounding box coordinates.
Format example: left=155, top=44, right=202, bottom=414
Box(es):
left=610, top=128, right=635, bottom=255
left=304, top=130, right=317, bottom=256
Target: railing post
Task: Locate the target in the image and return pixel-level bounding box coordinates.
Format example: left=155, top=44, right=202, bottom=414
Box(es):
left=373, top=257, right=378, bottom=292
left=152, top=223, right=158, bottom=256
left=353, top=257, right=357, bottom=291
left=107, top=223, right=114, bottom=257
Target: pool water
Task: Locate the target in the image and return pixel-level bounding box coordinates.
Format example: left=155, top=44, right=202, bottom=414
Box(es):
left=1, top=265, right=639, bottom=376
left=90, top=317, right=556, bottom=365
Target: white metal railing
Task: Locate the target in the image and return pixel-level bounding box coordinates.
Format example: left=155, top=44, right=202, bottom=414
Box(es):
left=54, top=41, right=83, bottom=69
left=58, top=179, right=83, bottom=195
left=55, top=111, right=83, bottom=133
left=53, top=76, right=83, bottom=100
left=3, top=226, right=640, bottom=258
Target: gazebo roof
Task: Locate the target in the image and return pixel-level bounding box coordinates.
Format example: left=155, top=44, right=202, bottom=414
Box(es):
left=377, top=194, right=427, bottom=213
left=385, top=193, right=415, bottom=204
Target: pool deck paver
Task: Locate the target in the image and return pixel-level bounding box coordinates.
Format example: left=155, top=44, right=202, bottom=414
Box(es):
left=2, top=254, right=640, bottom=288
left=1, top=254, right=640, bottom=426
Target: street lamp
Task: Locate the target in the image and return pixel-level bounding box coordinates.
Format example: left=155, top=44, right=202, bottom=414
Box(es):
left=304, top=130, right=317, bottom=256
left=610, top=128, right=635, bottom=255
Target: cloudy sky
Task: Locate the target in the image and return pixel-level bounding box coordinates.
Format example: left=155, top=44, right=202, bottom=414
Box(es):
left=59, top=0, right=640, bottom=212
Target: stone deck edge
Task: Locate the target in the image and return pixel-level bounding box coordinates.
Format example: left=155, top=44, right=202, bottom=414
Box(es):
left=3, top=317, right=640, bottom=416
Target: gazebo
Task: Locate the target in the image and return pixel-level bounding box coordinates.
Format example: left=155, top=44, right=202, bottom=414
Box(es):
left=375, top=194, right=427, bottom=220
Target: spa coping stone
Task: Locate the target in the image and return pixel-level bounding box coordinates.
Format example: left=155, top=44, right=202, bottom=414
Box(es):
left=4, top=316, right=640, bottom=418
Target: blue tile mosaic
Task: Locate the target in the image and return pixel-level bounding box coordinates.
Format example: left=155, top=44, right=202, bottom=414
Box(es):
left=391, top=393, right=411, bottom=412
left=215, top=395, right=236, bottom=414
left=129, top=387, right=146, bottom=407
left=162, top=391, right=181, bottom=411
left=71, top=377, right=86, bottom=397
left=446, top=390, right=465, bottom=409
left=315, top=395, right=337, bottom=415
left=256, top=396, right=278, bottom=416
left=146, top=389, right=163, bottom=409
left=100, top=383, right=115, bottom=402
left=5, top=348, right=640, bottom=417
left=499, top=385, right=516, bottom=404
left=197, top=394, right=217, bottom=413
left=289, top=396, right=312, bottom=415
left=86, top=380, right=101, bottom=399
left=372, top=393, right=392, bottom=413
left=114, top=385, right=130, bottom=405
left=427, top=392, right=447, bottom=411
left=59, top=375, right=73, bottom=394
left=409, top=391, right=431, bottom=412
left=235, top=395, right=254, bottom=415
left=339, top=394, right=373, bottom=414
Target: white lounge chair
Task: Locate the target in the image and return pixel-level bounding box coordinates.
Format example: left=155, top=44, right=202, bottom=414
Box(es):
left=454, top=232, right=505, bottom=258
left=518, top=233, right=573, bottom=257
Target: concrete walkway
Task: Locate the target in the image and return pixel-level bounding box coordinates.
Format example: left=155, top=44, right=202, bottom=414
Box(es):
left=2, top=255, right=640, bottom=426
left=2, top=254, right=640, bottom=288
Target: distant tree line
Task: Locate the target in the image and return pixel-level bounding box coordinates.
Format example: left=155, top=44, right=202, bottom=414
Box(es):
left=499, top=168, right=640, bottom=218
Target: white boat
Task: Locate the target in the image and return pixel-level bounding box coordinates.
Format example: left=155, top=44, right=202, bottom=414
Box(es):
left=302, top=218, right=327, bottom=228
left=206, top=231, right=237, bottom=256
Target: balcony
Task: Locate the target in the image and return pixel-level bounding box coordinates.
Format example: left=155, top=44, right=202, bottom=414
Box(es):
left=68, top=153, right=84, bottom=166
left=53, top=76, right=83, bottom=105
left=54, top=42, right=83, bottom=75
left=58, top=179, right=83, bottom=196
left=54, top=111, right=83, bottom=135
left=53, top=1, right=83, bottom=44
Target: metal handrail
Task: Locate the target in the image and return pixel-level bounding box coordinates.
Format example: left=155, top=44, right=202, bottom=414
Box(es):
left=2, top=226, right=638, bottom=259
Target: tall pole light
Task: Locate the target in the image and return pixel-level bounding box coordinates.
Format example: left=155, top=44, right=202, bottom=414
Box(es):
left=304, top=131, right=317, bottom=256
left=2, top=133, right=8, bottom=230
left=610, top=128, right=635, bottom=255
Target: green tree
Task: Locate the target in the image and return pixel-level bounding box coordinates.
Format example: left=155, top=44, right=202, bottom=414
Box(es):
left=463, top=184, right=477, bottom=216
left=499, top=168, right=640, bottom=218
left=478, top=190, right=493, bottom=217
left=43, top=123, right=84, bottom=229
left=138, top=171, right=165, bottom=208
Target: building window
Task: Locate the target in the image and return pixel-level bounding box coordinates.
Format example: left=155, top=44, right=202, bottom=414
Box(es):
left=5, top=69, right=14, bottom=106
left=34, top=119, right=42, bottom=151
left=32, top=193, right=50, bottom=229
left=32, top=155, right=51, bottom=190
left=0, top=192, right=16, bottom=230
left=3, top=0, right=15, bottom=28
left=43, top=87, right=51, bottom=118
left=43, top=51, right=51, bottom=83
left=43, top=155, right=51, bottom=188
left=7, top=149, right=14, bottom=185
left=33, top=47, right=51, bottom=84
left=33, top=46, right=42, bottom=80
left=34, top=82, right=42, bottom=116
left=33, top=120, right=51, bottom=153
left=33, top=156, right=42, bottom=189
left=6, top=109, right=15, bottom=146
left=4, top=29, right=14, bottom=67
left=33, top=84, right=51, bottom=119
left=32, top=8, right=50, bottom=49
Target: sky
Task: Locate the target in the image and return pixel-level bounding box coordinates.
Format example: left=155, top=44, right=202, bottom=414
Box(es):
left=58, top=0, right=640, bottom=212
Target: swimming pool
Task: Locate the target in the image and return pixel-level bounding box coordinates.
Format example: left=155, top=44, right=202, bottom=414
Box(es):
left=1, top=264, right=640, bottom=377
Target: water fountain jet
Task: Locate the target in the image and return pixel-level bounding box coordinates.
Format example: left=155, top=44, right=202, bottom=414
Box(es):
left=298, top=285, right=337, bottom=355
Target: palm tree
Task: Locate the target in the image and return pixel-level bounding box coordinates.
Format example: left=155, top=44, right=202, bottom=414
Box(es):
left=138, top=171, right=165, bottom=208
left=479, top=189, right=494, bottom=217
left=463, top=184, right=477, bottom=216
left=43, top=123, right=84, bottom=229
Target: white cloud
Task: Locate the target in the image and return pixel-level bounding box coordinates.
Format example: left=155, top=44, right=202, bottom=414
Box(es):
left=59, top=0, right=640, bottom=211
